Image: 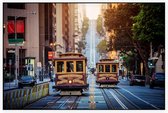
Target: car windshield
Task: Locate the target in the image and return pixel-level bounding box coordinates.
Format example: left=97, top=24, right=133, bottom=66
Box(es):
left=134, top=76, right=145, bottom=80
left=21, top=76, right=33, bottom=81
left=155, top=73, right=165, bottom=79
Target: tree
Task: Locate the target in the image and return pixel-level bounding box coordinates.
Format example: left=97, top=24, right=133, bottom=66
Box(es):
left=75, top=39, right=86, bottom=53
left=77, top=16, right=89, bottom=53
left=96, top=39, right=108, bottom=57
left=104, top=3, right=165, bottom=81
left=104, top=3, right=141, bottom=73
left=96, top=15, right=105, bottom=37
left=81, top=16, right=89, bottom=38
left=119, top=51, right=140, bottom=74
left=132, top=3, right=165, bottom=66
left=104, top=4, right=140, bottom=52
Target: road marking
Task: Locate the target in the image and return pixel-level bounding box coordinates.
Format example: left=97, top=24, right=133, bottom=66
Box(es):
left=109, top=90, right=128, bottom=109
left=120, top=87, right=160, bottom=109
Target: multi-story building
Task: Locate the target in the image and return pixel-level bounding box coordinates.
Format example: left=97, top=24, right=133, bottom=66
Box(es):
left=72, top=4, right=86, bottom=53
left=3, top=3, right=80, bottom=81
left=3, top=3, right=40, bottom=78
left=63, top=4, right=85, bottom=53
left=68, top=4, right=75, bottom=52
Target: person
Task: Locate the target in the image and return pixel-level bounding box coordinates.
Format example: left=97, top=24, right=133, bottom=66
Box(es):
left=49, top=71, right=52, bottom=81
left=90, top=68, right=95, bottom=75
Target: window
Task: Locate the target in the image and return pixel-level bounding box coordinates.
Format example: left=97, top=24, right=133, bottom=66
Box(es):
left=7, top=3, right=25, bottom=9
left=76, top=61, right=83, bottom=72
left=99, top=65, right=104, bottom=72
left=105, top=65, right=110, bottom=72
left=66, top=61, right=74, bottom=72
left=7, top=16, right=25, bottom=42
left=112, top=65, right=117, bottom=72
left=57, top=62, right=64, bottom=72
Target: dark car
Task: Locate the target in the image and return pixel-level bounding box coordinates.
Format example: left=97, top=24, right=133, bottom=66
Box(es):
left=18, top=76, right=36, bottom=88
left=150, top=73, right=165, bottom=88
left=130, top=75, right=145, bottom=86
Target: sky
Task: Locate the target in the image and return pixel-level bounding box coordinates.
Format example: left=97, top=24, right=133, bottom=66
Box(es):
left=85, top=4, right=101, bottom=19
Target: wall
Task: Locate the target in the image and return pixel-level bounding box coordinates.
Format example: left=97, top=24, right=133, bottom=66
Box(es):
left=3, top=82, right=49, bottom=109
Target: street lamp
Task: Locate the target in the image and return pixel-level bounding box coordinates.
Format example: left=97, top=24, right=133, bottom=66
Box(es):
left=49, top=42, right=62, bottom=59
left=49, top=42, right=61, bottom=80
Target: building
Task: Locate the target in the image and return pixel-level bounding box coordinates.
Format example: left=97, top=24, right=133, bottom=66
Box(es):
left=74, top=4, right=85, bottom=53
left=3, top=3, right=40, bottom=79
left=3, top=3, right=81, bottom=81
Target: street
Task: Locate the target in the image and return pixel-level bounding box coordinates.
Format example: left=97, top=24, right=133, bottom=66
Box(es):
left=24, top=74, right=165, bottom=110
left=85, top=20, right=101, bottom=68
left=3, top=3, right=165, bottom=110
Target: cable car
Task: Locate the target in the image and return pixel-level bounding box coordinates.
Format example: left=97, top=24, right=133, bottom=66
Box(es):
left=96, top=59, right=119, bottom=87
left=53, top=52, right=89, bottom=95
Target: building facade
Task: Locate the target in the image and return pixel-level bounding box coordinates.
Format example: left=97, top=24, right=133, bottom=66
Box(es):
left=3, top=3, right=82, bottom=80
left=3, top=3, right=40, bottom=78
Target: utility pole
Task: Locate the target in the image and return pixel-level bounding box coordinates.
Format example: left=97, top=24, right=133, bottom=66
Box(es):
left=15, top=16, right=19, bottom=86
left=150, top=42, right=152, bottom=58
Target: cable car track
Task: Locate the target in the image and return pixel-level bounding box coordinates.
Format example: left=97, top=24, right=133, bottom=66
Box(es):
left=101, top=88, right=142, bottom=109
left=111, top=88, right=141, bottom=109
left=100, top=88, right=115, bottom=109
left=43, top=96, right=80, bottom=109
left=101, top=87, right=160, bottom=110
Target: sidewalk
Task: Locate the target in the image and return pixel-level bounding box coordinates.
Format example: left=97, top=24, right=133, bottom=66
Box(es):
left=118, top=77, right=130, bottom=86
left=3, top=78, right=51, bottom=91
left=118, top=77, right=151, bottom=88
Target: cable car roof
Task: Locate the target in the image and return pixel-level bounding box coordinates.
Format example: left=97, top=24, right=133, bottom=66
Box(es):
left=54, top=52, right=87, bottom=60
left=97, top=58, right=119, bottom=64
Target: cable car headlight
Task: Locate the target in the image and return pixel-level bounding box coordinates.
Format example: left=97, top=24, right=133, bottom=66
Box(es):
left=69, top=80, right=72, bottom=84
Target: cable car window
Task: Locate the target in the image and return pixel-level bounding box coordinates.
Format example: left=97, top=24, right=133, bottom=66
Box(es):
left=67, top=61, right=74, bottom=72
left=105, top=65, right=110, bottom=72
left=57, top=61, right=64, bottom=72
left=99, top=65, right=104, bottom=72
left=112, top=65, right=117, bottom=72
left=76, top=61, right=83, bottom=72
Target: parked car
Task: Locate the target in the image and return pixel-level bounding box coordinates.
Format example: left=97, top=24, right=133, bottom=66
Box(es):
left=130, top=75, right=146, bottom=86
left=18, top=76, right=36, bottom=88
left=150, top=73, right=165, bottom=88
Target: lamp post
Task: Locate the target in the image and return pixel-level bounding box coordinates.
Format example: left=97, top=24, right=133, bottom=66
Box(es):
left=49, top=42, right=57, bottom=81
left=50, top=42, right=62, bottom=58
left=14, top=16, right=25, bottom=85
left=14, top=16, right=19, bottom=86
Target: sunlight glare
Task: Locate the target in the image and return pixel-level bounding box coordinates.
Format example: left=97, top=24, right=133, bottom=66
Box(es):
left=85, top=4, right=101, bottom=19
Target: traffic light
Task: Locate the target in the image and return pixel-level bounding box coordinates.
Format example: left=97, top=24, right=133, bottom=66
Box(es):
left=148, top=59, right=155, bottom=68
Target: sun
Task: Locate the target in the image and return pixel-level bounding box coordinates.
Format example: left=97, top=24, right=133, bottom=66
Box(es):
left=85, top=4, right=101, bottom=19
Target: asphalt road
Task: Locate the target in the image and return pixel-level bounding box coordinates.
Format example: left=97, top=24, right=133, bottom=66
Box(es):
left=24, top=75, right=165, bottom=110
left=85, top=20, right=102, bottom=68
